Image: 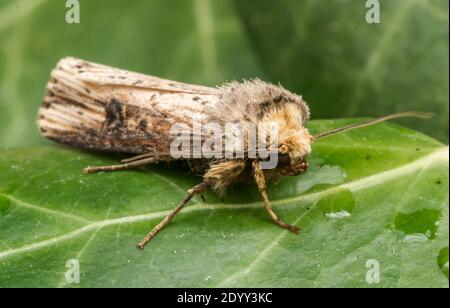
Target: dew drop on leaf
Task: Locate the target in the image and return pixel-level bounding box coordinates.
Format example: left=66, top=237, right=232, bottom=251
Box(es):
left=317, top=188, right=355, bottom=220
left=393, top=209, right=441, bottom=240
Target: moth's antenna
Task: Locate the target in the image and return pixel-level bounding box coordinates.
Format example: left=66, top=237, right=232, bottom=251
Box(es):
left=313, top=111, right=434, bottom=141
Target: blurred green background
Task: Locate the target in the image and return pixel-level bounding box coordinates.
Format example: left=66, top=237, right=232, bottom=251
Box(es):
left=0, top=0, right=448, bottom=148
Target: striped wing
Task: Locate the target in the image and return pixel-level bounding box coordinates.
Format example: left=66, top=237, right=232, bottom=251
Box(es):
left=38, top=57, right=222, bottom=154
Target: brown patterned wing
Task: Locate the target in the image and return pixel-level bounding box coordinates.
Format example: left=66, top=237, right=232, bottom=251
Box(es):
left=37, top=57, right=222, bottom=154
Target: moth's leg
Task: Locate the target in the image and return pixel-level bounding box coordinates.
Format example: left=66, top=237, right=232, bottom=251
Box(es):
left=121, top=152, right=157, bottom=163
left=137, top=181, right=209, bottom=249
left=252, top=160, right=301, bottom=234
left=83, top=157, right=158, bottom=174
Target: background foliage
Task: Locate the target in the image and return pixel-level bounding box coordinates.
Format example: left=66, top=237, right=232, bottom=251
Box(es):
left=0, top=0, right=448, bottom=148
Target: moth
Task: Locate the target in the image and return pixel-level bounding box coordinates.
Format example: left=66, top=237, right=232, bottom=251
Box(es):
left=37, top=57, right=431, bottom=249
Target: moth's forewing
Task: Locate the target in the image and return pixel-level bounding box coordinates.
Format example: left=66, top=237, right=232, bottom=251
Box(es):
left=37, top=57, right=221, bottom=154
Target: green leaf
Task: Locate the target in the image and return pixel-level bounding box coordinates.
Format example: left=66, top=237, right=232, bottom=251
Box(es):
left=0, top=120, right=448, bottom=288
left=235, top=0, right=449, bottom=142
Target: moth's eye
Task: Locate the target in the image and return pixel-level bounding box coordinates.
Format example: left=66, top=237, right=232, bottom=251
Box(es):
left=277, top=153, right=291, bottom=168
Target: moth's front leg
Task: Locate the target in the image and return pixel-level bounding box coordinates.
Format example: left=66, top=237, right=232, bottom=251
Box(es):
left=252, top=160, right=301, bottom=234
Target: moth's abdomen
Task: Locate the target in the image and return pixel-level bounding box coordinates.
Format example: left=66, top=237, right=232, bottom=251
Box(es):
left=37, top=57, right=220, bottom=154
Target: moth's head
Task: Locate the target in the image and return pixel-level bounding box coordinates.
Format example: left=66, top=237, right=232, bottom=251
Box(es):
left=259, top=100, right=313, bottom=176
left=276, top=125, right=313, bottom=176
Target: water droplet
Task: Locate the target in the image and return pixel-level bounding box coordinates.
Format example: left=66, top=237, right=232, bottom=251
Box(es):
left=205, top=275, right=211, bottom=281
left=295, top=164, right=347, bottom=194
left=438, top=247, right=449, bottom=279
left=393, top=209, right=441, bottom=240
left=402, top=233, right=429, bottom=243
left=318, top=188, right=355, bottom=219
left=325, top=210, right=351, bottom=219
